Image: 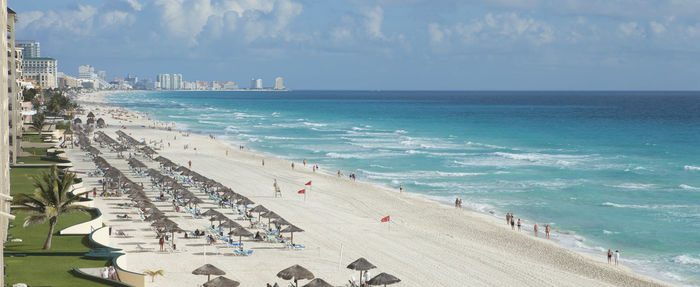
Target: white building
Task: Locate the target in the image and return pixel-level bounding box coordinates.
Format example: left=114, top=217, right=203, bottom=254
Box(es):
left=97, top=70, right=106, bottom=81
left=157, top=74, right=171, bottom=90
left=250, top=78, right=263, bottom=89
left=78, top=65, right=94, bottom=80
left=22, top=57, right=57, bottom=89
left=2, top=6, right=15, bottom=286
left=274, top=77, right=285, bottom=90
left=171, top=73, right=182, bottom=90
left=16, top=40, right=39, bottom=58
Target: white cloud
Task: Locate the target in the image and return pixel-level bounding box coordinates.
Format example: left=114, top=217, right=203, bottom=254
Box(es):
left=100, top=10, right=135, bottom=28
left=124, top=0, right=143, bottom=11
left=17, top=5, right=99, bottom=35
left=364, top=6, right=385, bottom=39
left=445, top=13, right=554, bottom=46
left=618, top=22, right=646, bottom=38
left=428, top=23, right=450, bottom=44
left=154, top=0, right=303, bottom=45
left=649, top=21, right=666, bottom=35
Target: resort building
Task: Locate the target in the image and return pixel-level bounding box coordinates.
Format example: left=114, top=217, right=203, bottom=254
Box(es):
left=250, top=78, right=263, bottom=89
left=58, top=72, right=79, bottom=89
left=78, top=64, right=95, bottom=80
left=15, top=40, right=39, bottom=58
left=157, top=73, right=171, bottom=90
left=1, top=3, right=14, bottom=287
left=274, top=77, right=285, bottom=90
left=22, top=57, right=58, bottom=89
left=7, top=7, right=22, bottom=164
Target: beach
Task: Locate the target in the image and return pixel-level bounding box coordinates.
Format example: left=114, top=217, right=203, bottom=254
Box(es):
left=67, top=91, right=671, bottom=287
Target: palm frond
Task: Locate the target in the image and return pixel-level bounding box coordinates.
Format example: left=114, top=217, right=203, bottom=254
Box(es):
left=24, top=215, right=48, bottom=227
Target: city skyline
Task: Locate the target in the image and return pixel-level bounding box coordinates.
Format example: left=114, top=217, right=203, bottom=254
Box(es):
left=11, top=0, right=700, bottom=90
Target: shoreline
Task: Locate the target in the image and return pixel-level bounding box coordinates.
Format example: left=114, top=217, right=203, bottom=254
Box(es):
left=77, top=90, right=672, bottom=286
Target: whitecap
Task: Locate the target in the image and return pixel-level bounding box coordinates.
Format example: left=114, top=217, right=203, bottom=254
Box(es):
left=679, top=184, right=700, bottom=191
left=684, top=165, right=700, bottom=171
left=609, top=183, right=657, bottom=190
left=673, top=255, right=700, bottom=266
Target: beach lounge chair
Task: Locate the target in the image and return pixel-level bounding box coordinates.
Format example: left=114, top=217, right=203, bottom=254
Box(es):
left=235, top=249, right=253, bottom=256
left=134, top=243, right=155, bottom=252
left=113, top=230, right=129, bottom=238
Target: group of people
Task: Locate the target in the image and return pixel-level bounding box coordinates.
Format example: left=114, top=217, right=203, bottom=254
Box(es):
left=454, top=198, right=463, bottom=208
left=266, top=283, right=280, bottom=287
left=607, top=249, right=621, bottom=265
left=101, top=266, right=118, bottom=280
left=505, top=213, right=550, bottom=238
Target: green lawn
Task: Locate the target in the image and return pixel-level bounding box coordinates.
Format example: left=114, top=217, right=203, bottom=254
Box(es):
left=22, top=133, right=47, bottom=143
left=22, top=147, right=48, bottom=156
left=15, top=156, right=70, bottom=165
left=5, top=212, right=94, bottom=252
left=4, top=256, right=109, bottom=287
left=10, top=167, right=49, bottom=195
left=8, top=167, right=95, bottom=252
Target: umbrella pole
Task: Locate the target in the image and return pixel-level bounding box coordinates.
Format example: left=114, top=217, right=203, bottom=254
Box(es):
left=291, top=232, right=294, bottom=246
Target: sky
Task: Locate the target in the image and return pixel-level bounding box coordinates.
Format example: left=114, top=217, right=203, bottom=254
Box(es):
left=10, top=0, right=700, bottom=90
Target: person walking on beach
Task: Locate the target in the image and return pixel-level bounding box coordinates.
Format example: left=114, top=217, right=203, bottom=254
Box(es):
left=506, top=213, right=511, bottom=225
left=188, top=160, right=192, bottom=168
left=607, top=249, right=613, bottom=264
left=614, top=250, right=620, bottom=265
left=534, top=223, right=539, bottom=237
left=262, top=159, right=265, bottom=166
left=510, top=217, right=515, bottom=230
left=545, top=224, right=551, bottom=239
left=159, top=236, right=165, bottom=251
left=517, top=219, right=521, bottom=231
left=458, top=198, right=463, bottom=208
left=455, top=198, right=459, bottom=208
left=303, top=159, right=306, bottom=166
left=399, top=184, right=403, bottom=193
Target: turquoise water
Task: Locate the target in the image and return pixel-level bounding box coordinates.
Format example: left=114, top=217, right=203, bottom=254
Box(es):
left=107, top=91, right=700, bottom=285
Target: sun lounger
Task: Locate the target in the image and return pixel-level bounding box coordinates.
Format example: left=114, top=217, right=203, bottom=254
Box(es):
left=134, top=243, right=155, bottom=252
left=235, top=249, right=253, bottom=256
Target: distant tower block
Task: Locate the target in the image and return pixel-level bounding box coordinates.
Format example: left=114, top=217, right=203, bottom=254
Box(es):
left=274, top=77, right=285, bottom=90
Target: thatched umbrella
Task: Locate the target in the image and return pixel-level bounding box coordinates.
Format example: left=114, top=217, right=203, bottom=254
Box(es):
left=303, top=278, right=334, bottom=287
left=202, top=209, right=221, bottom=217
left=87, top=117, right=95, bottom=125
left=228, top=227, right=253, bottom=247
left=249, top=205, right=269, bottom=223
left=277, top=265, right=314, bottom=287
left=73, top=118, right=82, bottom=125
left=151, top=218, right=177, bottom=228
left=192, top=264, right=226, bottom=282
left=220, top=220, right=241, bottom=234
left=366, top=273, right=401, bottom=287
left=87, top=111, right=95, bottom=118
left=347, top=258, right=377, bottom=286
left=261, top=211, right=281, bottom=227
left=203, top=276, right=240, bottom=287
left=144, top=213, right=167, bottom=222
left=96, top=118, right=106, bottom=128
left=280, top=225, right=304, bottom=246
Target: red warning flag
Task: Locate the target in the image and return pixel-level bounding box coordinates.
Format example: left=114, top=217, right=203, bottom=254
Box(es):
left=380, top=216, right=390, bottom=222
left=305, top=181, right=312, bottom=186
left=298, top=189, right=306, bottom=194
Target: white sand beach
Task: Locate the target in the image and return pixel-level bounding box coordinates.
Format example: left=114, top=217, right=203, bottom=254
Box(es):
left=66, top=91, right=671, bottom=287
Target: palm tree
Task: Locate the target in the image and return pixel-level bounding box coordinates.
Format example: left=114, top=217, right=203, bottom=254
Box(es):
left=31, top=113, right=46, bottom=134
left=144, top=269, right=164, bottom=282
left=12, top=165, right=89, bottom=250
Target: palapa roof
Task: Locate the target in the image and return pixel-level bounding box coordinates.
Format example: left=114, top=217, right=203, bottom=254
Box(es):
left=280, top=225, right=304, bottom=233
left=192, top=264, right=226, bottom=276
left=302, top=278, right=334, bottom=287
left=203, top=276, right=240, bottom=287
left=347, top=258, right=377, bottom=271
left=277, top=265, right=315, bottom=281
left=249, top=205, right=269, bottom=213
left=366, top=273, right=401, bottom=286
left=228, top=227, right=253, bottom=237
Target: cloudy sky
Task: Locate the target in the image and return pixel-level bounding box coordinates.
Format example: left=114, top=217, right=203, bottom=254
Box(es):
left=11, top=0, right=700, bottom=90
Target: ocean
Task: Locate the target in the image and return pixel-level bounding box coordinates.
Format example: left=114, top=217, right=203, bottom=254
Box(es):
left=107, top=90, right=700, bottom=286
